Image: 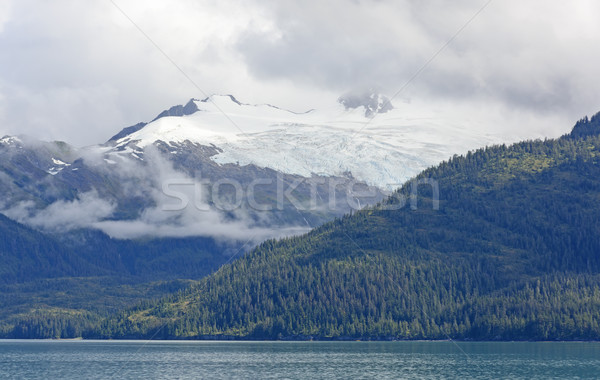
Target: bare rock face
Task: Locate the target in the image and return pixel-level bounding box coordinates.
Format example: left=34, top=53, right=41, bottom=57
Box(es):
left=338, top=90, right=394, bottom=118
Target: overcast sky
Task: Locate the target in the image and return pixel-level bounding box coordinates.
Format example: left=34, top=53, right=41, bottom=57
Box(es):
left=1, top=0, right=599, bottom=146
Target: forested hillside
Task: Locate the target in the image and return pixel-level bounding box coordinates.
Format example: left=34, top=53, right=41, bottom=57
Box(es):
left=0, top=222, right=234, bottom=339
left=94, top=113, right=600, bottom=341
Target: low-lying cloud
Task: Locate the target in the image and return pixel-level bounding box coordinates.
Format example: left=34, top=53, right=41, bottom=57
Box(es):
left=1, top=147, right=310, bottom=243
left=1, top=1, right=600, bottom=145
left=2, top=191, right=115, bottom=232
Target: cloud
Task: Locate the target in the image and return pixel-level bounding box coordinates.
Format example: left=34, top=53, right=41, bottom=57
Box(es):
left=91, top=147, right=310, bottom=241
left=2, top=191, right=116, bottom=232
left=94, top=211, right=309, bottom=242
left=1, top=0, right=599, bottom=146
left=0, top=0, right=295, bottom=146
left=237, top=0, right=600, bottom=127
left=2, top=0, right=599, bottom=246
left=1, top=145, right=309, bottom=242
left=0, top=1, right=11, bottom=34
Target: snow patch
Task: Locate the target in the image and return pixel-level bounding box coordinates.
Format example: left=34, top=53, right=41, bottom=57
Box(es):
left=47, top=157, right=71, bottom=175
left=52, top=157, right=70, bottom=166
left=0, top=136, right=22, bottom=145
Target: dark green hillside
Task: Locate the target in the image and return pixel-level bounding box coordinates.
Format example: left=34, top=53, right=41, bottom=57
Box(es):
left=0, top=214, right=94, bottom=283
left=95, top=112, right=600, bottom=341
left=0, top=221, right=236, bottom=339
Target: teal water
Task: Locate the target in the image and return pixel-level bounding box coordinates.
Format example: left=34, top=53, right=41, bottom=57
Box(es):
left=0, top=340, right=599, bottom=379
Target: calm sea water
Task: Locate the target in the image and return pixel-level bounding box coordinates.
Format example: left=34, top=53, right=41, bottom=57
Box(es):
left=0, top=340, right=599, bottom=379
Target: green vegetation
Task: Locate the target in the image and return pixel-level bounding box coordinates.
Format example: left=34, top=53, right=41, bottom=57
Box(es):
left=92, top=113, right=600, bottom=340
left=3, top=112, right=600, bottom=340
left=0, top=218, right=232, bottom=338
left=0, top=277, right=198, bottom=339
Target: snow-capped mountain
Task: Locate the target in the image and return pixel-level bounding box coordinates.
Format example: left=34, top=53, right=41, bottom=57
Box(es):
left=0, top=95, right=569, bottom=341
left=1, top=93, right=523, bottom=244
left=110, top=94, right=509, bottom=190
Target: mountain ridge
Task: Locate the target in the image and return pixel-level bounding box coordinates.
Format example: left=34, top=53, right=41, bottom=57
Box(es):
left=0, top=96, right=585, bottom=339
left=109, top=94, right=513, bottom=189
left=91, top=111, right=600, bottom=341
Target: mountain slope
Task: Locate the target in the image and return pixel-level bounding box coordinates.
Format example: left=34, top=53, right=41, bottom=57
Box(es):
left=2, top=95, right=397, bottom=242
left=0, top=95, right=400, bottom=338
left=0, top=93, right=531, bottom=246
left=0, top=226, right=235, bottom=339
left=0, top=95, right=579, bottom=339
left=0, top=214, right=94, bottom=283
left=112, top=94, right=513, bottom=190
left=95, top=113, right=600, bottom=341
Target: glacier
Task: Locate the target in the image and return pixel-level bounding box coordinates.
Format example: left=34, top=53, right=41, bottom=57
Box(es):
left=114, top=94, right=523, bottom=190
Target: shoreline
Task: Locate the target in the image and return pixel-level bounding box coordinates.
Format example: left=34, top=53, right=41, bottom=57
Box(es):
left=1, top=338, right=600, bottom=343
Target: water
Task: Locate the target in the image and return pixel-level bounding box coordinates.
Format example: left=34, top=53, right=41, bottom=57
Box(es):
left=0, top=340, right=599, bottom=379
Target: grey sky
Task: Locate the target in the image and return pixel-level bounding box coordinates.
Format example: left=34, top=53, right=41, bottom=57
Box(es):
left=1, top=0, right=599, bottom=146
